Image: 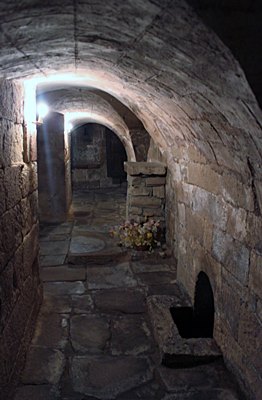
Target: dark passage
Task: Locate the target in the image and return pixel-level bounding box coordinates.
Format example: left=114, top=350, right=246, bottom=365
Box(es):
left=170, top=272, right=214, bottom=339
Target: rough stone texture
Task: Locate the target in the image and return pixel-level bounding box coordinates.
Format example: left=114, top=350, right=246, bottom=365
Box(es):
left=70, top=356, right=153, bottom=398
left=86, top=262, right=138, bottom=289
left=111, top=315, right=153, bottom=356
left=0, top=1, right=261, bottom=398
left=0, top=79, right=42, bottom=399
left=21, top=347, right=65, bottom=385
left=70, top=314, right=110, bottom=354
left=125, top=162, right=166, bottom=223
left=94, top=289, right=146, bottom=314
left=14, top=385, right=59, bottom=400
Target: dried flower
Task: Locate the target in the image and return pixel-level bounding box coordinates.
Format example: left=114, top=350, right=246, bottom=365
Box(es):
left=110, top=219, right=161, bottom=251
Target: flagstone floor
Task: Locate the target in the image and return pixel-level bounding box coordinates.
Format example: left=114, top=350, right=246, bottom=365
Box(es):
left=14, top=187, right=245, bottom=400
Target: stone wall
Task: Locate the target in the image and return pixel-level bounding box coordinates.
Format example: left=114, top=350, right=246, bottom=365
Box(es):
left=72, top=124, right=127, bottom=189
left=125, top=162, right=166, bottom=224
left=165, top=141, right=262, bottom=399
left=0, top=79, right=42, bottom=398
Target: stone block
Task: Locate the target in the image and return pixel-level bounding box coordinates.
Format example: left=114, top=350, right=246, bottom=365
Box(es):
left=125, top=161, right=166, bottom=176
left=185, top=208, right=206, bottom=246
left=128, top=176, right=144, bottom=187
left=192, top=186, right=228, bottom=230
left=3, top=122, right=24, bottom=166
left=143, top=208, right=163, bottom=217
left=212, top=230, right=250, bottom=284
left=0, top=205, right=23, bottom=269
left=129, top=186, right=152, bottom=196
left=249, top=251, right=262, bottom=298
left=238, top=303, right=262, bottom=373
left=129, top=206, right=142, bottom=215
left=130, top=196, right=162, bottom=207
left=146, top=177, right=166, bottom=186
left=222, top=173, right=254, bottom=211
left=153, top=186, right=165, bottom=198
left=4, top=165, right=23, bottom=210
left=0, top=275, right=42, bottom=386
left=219, top=269, right=247, bottom=339
left=0, top=79, right=23, bottom=123
left=226, top=205, right=247, bottom=242
left=187, top=162, right=221, bottom=195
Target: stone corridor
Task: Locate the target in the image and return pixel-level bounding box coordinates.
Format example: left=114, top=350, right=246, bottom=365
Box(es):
left=13, top=188, right=244, bottom=400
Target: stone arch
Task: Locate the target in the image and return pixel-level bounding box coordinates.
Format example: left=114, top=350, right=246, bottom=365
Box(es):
left=41, top=89, right=136, bottom=161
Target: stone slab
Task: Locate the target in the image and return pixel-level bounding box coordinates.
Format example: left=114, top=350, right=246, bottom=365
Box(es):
left=41, top=266, right=86, bottom=282
left=70, top=355, right=153, bottom=398
left=94, top=289, right=146, bottom=314
left=72, top=294, right=93, bottom=314
left=31, top=313, right=69, bottom=350
left=22, top=347, right=65, bottom=385
left=40, top=255, right=66, bottom=267
left=111, top=315, right=153, bottom=356
left=137, top=272, right=177, bottom=287
left=157, top=361, right=238, bottom=392
left=86, top=262, right=137, bottom=289
left=14, top=385, right=59, bottom=400
left=69, top=235, right=105, bottom=254
left=70, top=315, right=110, bottom=354
left=40, top=240, right=70, bottom=256
left=44, top=281, right=86, bottom=296
left=41, top=294, right=72, bottom=314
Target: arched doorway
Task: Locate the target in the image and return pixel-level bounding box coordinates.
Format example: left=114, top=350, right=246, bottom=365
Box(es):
left=71, top=123, right=127, bottom=190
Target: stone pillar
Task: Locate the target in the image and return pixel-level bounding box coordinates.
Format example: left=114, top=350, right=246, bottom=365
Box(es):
left=125, top=162, right=166, bottom=224
left=37, top=111, right=71, bottom=222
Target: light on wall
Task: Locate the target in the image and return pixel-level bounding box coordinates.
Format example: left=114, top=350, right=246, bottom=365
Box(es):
left=36, top=102, right=49, bottom=124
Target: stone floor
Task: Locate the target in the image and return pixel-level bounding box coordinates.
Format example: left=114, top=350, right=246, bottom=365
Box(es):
left=14, top=188, right=245, bottom=400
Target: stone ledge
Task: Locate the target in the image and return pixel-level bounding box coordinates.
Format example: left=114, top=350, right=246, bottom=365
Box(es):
left=125, top=162, right=167, bottom=176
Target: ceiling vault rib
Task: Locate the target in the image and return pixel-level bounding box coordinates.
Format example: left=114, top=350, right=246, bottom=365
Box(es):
left=0, top=26, right=47, bottom=77
left=115, top=0, right=173, bottom=67
left=73, top=0, right=79, bottom=71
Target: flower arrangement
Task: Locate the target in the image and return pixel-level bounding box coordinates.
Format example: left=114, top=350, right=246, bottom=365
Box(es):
left=110, top=219, right=161, bottom=251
